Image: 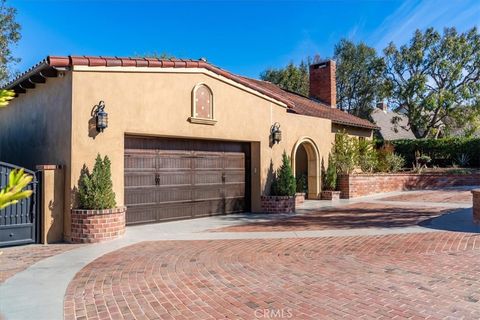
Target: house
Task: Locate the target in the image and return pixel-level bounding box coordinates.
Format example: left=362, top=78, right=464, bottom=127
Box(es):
left=0, top=56, right=376, bottom=242
left=371, top=102, right=416, bottom=140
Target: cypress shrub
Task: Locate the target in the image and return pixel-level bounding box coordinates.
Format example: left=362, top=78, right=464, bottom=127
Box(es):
left=78, top=154, right=116, bottom=210
left=271, top=152, right=296, bottom=196
left=323, top=155, right=337, bottom=191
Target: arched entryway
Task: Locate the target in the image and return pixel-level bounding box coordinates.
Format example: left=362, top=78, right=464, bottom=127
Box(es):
left=291, top=138, right=320, bottom=199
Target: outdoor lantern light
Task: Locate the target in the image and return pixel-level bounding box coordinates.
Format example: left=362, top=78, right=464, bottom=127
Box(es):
left=92, top=101, right=108, bottom=132
left=271, top=122, right=282, bottom=144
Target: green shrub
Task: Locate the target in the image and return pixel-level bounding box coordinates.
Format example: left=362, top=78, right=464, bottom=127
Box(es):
left=358, top=139, right=378, bottom=173
left=332, top=130, right=359, bottom=174
left=323, top=155, right=337, bottom=190
left=271, top=152, right=296, bottom=196
left=386, top=153, right=406, bottom=173
left=296, top=173, right=308, bottom=193
left=78, top=154, right=116, bottom=210
left=376, top=144, right=405, bottom=173
left=390, top=138, right=480, bottom=168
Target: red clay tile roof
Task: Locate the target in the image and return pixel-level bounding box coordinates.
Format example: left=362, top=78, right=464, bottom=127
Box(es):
left=240, top=77, right=378, bottom=129
left=7, top=55, right=377, bottom=130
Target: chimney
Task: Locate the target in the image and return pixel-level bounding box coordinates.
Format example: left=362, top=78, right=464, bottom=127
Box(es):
left=376, top=101, right=388, bottom=112
left=309, top=60, right=336, bottom=108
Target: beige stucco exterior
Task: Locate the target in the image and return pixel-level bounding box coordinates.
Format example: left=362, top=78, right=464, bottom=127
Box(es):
left=0, top=66, right=372, bottom=241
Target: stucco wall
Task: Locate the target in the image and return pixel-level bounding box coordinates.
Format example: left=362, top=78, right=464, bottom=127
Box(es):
left=0, top=74, right=72, bottom=169
left=69, top=69, right=337, bottom=218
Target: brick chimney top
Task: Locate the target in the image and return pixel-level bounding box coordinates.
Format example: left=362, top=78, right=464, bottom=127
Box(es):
left=309, top=60, right=336, bottom=108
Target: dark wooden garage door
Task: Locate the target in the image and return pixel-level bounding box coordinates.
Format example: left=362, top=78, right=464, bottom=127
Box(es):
left=124, top=136, right=250, bottom=225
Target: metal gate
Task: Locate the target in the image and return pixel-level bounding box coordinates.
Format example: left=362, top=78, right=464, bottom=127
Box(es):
left=0, top=162, right=39, bottom=247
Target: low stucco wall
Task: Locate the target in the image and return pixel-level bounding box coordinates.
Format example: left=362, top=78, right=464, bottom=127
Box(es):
left=339, top=173, right=480, bottom=198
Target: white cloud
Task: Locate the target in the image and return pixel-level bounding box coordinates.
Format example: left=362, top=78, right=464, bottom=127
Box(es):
left=370, top=0, right=480, bottom=50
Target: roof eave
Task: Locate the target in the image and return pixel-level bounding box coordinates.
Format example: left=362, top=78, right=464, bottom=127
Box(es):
left=332, top=120, right=379, bottom=130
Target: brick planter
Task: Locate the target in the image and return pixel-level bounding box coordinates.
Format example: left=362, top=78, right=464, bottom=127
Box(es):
left=338, top=173, right=480, bottom=199
left=321, top=190, right=341, bottom=201
left=295, top=193, right=306, bottom=205
left=261, top=196, right=296, bottom=213
left=472, top=190, right=480, bottom=224
left=70, top=207, right=126, bottom=243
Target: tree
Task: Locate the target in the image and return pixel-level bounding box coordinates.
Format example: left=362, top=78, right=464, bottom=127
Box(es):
left=0, top=0, right=21, bottom=85
left=334, top=39, right=385, bottom=119
left=383, top=27, right=480, bottom=138
left=260, top=60, right=310, bottom=96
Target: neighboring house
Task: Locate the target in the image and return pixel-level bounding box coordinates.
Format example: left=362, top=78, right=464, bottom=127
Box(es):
left=371, top=103, right=416, bottom=140
left=0, top=56, right=376, bottom=241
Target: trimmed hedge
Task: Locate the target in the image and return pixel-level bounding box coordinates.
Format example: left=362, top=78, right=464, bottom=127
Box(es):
left=389, top=138, right=480, bottom=168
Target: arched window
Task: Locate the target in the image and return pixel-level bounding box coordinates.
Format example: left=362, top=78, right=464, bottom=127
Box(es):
left=189, top=84, right=216, bottom=125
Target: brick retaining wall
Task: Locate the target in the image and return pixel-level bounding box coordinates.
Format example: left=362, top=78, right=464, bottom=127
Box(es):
left=261, top=196, right=296, bottom=213
left=70, top=207, right=126, bottom=243
left=339, top=173, right=480, bottom=199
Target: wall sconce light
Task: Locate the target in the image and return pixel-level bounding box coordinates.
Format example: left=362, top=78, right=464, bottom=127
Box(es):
left=271, top=122, right=282, bottom=144
left=91, top=101, right=108, bottom=132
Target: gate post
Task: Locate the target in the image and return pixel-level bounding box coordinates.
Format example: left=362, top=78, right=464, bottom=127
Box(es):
left=36, top=165, right=65, bottom=244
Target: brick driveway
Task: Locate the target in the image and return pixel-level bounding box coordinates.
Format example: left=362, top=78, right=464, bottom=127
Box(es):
left=65, top=232, right=480, bottom=320
left=62, top=188, right=480, bottom=320
left=379, top=189, right=472, bottom=204
left=213, top=202, right=453, bottom=233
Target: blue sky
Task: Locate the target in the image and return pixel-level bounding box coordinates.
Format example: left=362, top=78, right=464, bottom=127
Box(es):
left=11, top=0, right=480, bottom=78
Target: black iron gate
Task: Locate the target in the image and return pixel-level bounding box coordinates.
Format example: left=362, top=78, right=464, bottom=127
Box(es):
left=0, top=162, right=39, bottom=247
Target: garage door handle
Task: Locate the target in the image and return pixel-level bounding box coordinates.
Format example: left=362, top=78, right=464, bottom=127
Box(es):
left=155, top=174, right=160, bottom=185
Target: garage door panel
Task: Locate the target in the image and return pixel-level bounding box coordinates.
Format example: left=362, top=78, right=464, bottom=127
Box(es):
left=224, top=184, right=245, bottom=198
left=125, top=136, right=249, bottom=225
left=192, top=185, right=223, bottom=201
left=224, top=154, right=245, bottom=169
left=224, top=171, right=245, bottom=183
left=156, top=187, right=193, bottom=203
left=194, top=171, right=223, bottom=185
left=125, top=153, right=156, bottom=172
left=124, top=186, right=157, bottom=205
left=191, top=199, right=224, bottom=217
left=157, top=154, right=191, bottom=170
left=125, top=172, right=156, bottom=187
left=126, top=203, right=193, bottom=225
left=193, top=155, right=224, bottom=169
left=158, top=171, right=192, bottom=186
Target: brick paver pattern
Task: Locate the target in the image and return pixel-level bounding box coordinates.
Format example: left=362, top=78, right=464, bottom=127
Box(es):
left=65, top=232, right=480, bottom=320
left=379, top=189, right=472, bottom=204
left=0, top=243, right=81, bottom=283
left=213, top=202, right=452, bottom=233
